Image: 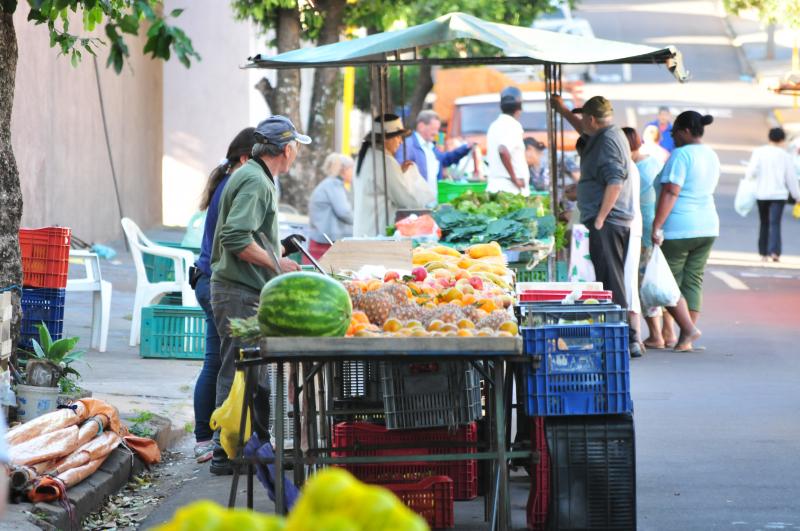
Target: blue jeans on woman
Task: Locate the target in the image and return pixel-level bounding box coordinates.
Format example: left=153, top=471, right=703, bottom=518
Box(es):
left=193, top=272, right=221, bottom=442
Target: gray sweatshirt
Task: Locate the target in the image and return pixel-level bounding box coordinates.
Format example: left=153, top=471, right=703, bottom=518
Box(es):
left=577, top=125, right=635, bottom=227
left=308, top=176, right=354, bottom=243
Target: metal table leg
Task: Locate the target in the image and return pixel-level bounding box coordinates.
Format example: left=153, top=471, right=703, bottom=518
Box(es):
left=275, top=362, right=286, bottom=514
left=493, top=358, right=510, bottom=530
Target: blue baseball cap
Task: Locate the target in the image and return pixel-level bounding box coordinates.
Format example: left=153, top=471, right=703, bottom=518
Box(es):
left=254, top=115, right=312, bottom=147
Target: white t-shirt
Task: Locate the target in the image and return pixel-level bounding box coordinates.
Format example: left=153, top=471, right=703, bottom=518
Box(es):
left=746, top=144, right=800, bottom=201
left=486, top=113, right=529, bottom=196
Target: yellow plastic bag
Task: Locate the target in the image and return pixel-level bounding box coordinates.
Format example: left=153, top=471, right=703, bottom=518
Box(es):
left=793, top=202, right=800, bottom=219
left=209, top=370, right=251, bottom=459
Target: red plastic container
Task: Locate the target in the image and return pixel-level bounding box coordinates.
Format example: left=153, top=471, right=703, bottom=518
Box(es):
left=518, top=290, right=612, bottom=303
left=386, top=476, right=454, bottom=529
left=333, top=422, right=478, bottom=500
left=19, top=227, right=71, bottom=288
left=527, top=418, right=550, bottom=530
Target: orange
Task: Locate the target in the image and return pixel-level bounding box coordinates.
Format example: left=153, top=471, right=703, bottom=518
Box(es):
left=461, top=294, right=477, bottom=305
left=499, top=321, right=519, bottom=335
left=383, top=318, right=403, bottom=332
left=366, top=279, right=383, bottom=291
left=427, top=319, right=445, bottom=331
left=477, top=299, right=497, bottom=313
left=352, top=311, right=370, bottom=324
left=456, top=328, right=473, bottom=337
left=457, top=319, right=475, bottom=329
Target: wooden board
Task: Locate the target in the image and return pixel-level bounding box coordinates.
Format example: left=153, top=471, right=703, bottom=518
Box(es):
left=318, top=239, right=412, bottom=274
left=258, top=336, right=523, bottom=358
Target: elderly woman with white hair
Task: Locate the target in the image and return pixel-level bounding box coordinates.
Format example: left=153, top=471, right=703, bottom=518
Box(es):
left=307, top=152, right=355, bottom=260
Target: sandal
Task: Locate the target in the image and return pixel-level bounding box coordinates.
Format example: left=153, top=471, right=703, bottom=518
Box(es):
left=643, top=339, right=666, bottom=349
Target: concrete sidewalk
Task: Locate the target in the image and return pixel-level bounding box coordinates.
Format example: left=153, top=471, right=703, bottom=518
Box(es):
left=63, top=226, right=200, bottom=443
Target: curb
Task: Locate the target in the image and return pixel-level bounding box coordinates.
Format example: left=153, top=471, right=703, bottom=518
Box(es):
left=720, top=8, right=756, bottom=80
left=3, top=414, right=181, bottom=530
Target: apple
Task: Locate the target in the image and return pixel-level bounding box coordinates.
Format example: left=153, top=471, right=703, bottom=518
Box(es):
left=384, top=271, right=400, bottom=282
left=469, top=276, right=484, bottom=291
left=411, top=267, right=428, bottom=282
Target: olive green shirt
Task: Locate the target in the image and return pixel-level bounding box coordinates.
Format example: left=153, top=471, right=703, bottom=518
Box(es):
left=210, top=159, right=280, bottom=292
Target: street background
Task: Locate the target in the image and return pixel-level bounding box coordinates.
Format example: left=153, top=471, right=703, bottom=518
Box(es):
left=43, top=0, right=800, bottom=529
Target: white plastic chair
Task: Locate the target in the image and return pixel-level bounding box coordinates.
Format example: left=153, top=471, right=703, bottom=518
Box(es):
left=121, top=218, right=198, bottom=346
left=66, top=250, right=112, bottom=352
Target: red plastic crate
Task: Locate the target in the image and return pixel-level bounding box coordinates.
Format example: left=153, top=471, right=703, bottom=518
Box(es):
left=527, top=418, right=550, bottom=530
left=19, top=227, right=71, bottom=288
left=518, top=290, right=612, bottom=303
left=386, top=476, right=454, bottom=529
left=333, top=422, right=478, bottom=500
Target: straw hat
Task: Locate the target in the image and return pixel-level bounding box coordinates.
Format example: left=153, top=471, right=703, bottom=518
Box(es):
left=371, top=113, right=411, bottom=138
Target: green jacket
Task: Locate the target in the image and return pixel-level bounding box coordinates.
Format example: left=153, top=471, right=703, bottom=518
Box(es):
left=210, top=159, right=280, bottom=292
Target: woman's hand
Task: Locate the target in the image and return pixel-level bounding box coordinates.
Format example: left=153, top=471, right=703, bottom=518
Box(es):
left=652, top=228, right=664, bottom=246
left=400, top=160, right=415, bottom=172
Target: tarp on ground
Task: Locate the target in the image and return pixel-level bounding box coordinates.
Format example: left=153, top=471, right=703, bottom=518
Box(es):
left=246, top=12, right=687, bottom=81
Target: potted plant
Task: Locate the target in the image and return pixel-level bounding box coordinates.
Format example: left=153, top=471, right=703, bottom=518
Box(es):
left=17, top=323, right=90, bottom=420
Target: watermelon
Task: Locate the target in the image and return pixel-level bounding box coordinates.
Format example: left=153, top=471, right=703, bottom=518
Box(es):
left=258, top=272, right=352, bottom=337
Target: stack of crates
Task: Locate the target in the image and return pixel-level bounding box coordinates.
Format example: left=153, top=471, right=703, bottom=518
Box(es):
left=330, top=359, right=482, bottom=529
left=519, top=293, right=636, bottom=530
left=18, top=227, right=71, bottom=348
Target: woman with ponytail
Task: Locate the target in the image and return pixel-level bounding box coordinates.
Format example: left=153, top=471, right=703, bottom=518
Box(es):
left=652, top=111, right=719, bottom=352
left=191, top=127, right=257, bottom=463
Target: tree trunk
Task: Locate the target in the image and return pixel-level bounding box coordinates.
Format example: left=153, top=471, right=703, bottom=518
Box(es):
left=0, top=10, right=23, bottom=367
left=408, top=62, right=433, bottom=126
left=299, top=0, right=345, bottom=197
left=271, top=7, right=305, bottom=210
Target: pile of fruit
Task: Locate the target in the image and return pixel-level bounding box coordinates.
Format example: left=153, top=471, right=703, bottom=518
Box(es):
left=155, top=469, right=428, bottom=531
left=345, top=242, right=519, bottom=338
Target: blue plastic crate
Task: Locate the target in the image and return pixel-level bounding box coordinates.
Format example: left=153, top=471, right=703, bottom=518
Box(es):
left=523, top=323, right=632, bottom=416
left=19, top=288, right=65, bottom=348
left=140, top=305, right=206, bottom=359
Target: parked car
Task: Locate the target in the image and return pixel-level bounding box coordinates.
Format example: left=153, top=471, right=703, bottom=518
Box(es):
left=532, top=2, right=597, bottom=81
left=447, top=91, right=580, bottom=153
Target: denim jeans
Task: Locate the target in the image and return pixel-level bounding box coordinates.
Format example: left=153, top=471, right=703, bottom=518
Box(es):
left=210, top=280, right=272, bottom=448
left=193, top=272, right=221, bottom=442
left=757, top=199, right=785, bottom=257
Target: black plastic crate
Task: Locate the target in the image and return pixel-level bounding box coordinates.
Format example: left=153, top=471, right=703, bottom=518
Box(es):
left=334, top=360, right=382, bottom=401
left=546, top=414, right=636, bottom=530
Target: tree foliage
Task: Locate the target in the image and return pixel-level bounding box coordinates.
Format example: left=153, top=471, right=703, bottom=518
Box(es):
left=723, top=0, right=800, bottom=28
left=2, top=0, right=199, bottom=72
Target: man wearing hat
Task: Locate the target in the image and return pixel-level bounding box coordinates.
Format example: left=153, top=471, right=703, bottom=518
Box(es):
left=353, top=113, right=436, bottom=237
left=486, top=86, right=530, bottom=196
left=208, top=115, right=310, bottom=473
left=552, top=95, right=641, bottom=357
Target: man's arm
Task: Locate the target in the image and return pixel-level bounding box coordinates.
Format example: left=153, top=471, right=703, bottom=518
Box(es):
left=437, top=143, right=471, bottom=169
left=237, top=242, right=299, bottom=273
left=551, top=95, right=584, bottom=134
left=594, top=184, right=622, bottom=229
left=498, top=145, right=526, bottom=190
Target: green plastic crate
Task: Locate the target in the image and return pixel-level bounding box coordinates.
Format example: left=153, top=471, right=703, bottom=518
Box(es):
left=511, top=260, right=568, bottom=283
left=142, top=241, right=201, bottom=283
left=140, top=305, right=206, bottom=359
left=437, top=181, right=488, bottom=204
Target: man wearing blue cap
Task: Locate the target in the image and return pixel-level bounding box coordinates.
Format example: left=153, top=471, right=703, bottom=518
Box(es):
left=208, top=115, right=310, bottom=474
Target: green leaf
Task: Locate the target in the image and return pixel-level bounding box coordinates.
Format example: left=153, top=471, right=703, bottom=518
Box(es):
left=118, top=13, right=139, bottom=35
left=36, top=322, right=53, bottom=352
left=63, top=350, right=86, bottom=364
left=169, top=8, right=183, bottom=17
left=31, top=340, right=46, bottom=359
left=47, top=336, right=80, bottom=363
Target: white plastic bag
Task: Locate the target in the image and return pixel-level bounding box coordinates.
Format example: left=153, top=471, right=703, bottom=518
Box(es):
left=734, top=177, right=757, bottom=217
left=568, top=224, right=596, bottom=282
left=640, top=246, right=681, bottom=308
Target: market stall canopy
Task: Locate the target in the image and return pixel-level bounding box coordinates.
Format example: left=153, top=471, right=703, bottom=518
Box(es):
left=246, top=12, right=688, bottom=82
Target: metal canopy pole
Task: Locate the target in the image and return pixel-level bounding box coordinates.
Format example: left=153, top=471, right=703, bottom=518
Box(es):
left=400, top=64, right=407, bottom=161
left=379, top=64, right=390, bottom=233
left=368, top=65, right=381, bottom=236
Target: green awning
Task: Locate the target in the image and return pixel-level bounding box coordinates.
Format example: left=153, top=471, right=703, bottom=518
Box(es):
left=246, top=12, right=687, bottom=81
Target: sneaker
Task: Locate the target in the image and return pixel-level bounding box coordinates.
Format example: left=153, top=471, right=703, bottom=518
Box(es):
left=630, top=342, right=643, bottom=358
left=194, top=441, right=214, bottom=464
left=209, top=446, right=234, bottom=476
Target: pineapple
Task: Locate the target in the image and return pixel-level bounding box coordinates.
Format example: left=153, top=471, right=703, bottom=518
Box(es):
left=380, top=283, right=412, bottom=305
left=477, top=310, right=512, bottom=331
left=359, top=291, right=392, bottom=326
left=389, top=304, right=423, bottom=322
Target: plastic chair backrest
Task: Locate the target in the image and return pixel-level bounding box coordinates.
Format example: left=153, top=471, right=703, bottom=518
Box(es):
left=120, top=217, right=151, bottom=281
left=181, top=210, right=207, bottom=249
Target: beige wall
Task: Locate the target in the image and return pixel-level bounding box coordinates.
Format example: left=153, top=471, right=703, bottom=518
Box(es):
left=162, top=0, right=269, bottom=227
left=12, top=7, right=163, bottom=244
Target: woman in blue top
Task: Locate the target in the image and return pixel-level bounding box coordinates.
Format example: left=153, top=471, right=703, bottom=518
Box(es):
left=653, top=111, right=718, bottom=352
left=192, top=127, right=256, bottom=463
